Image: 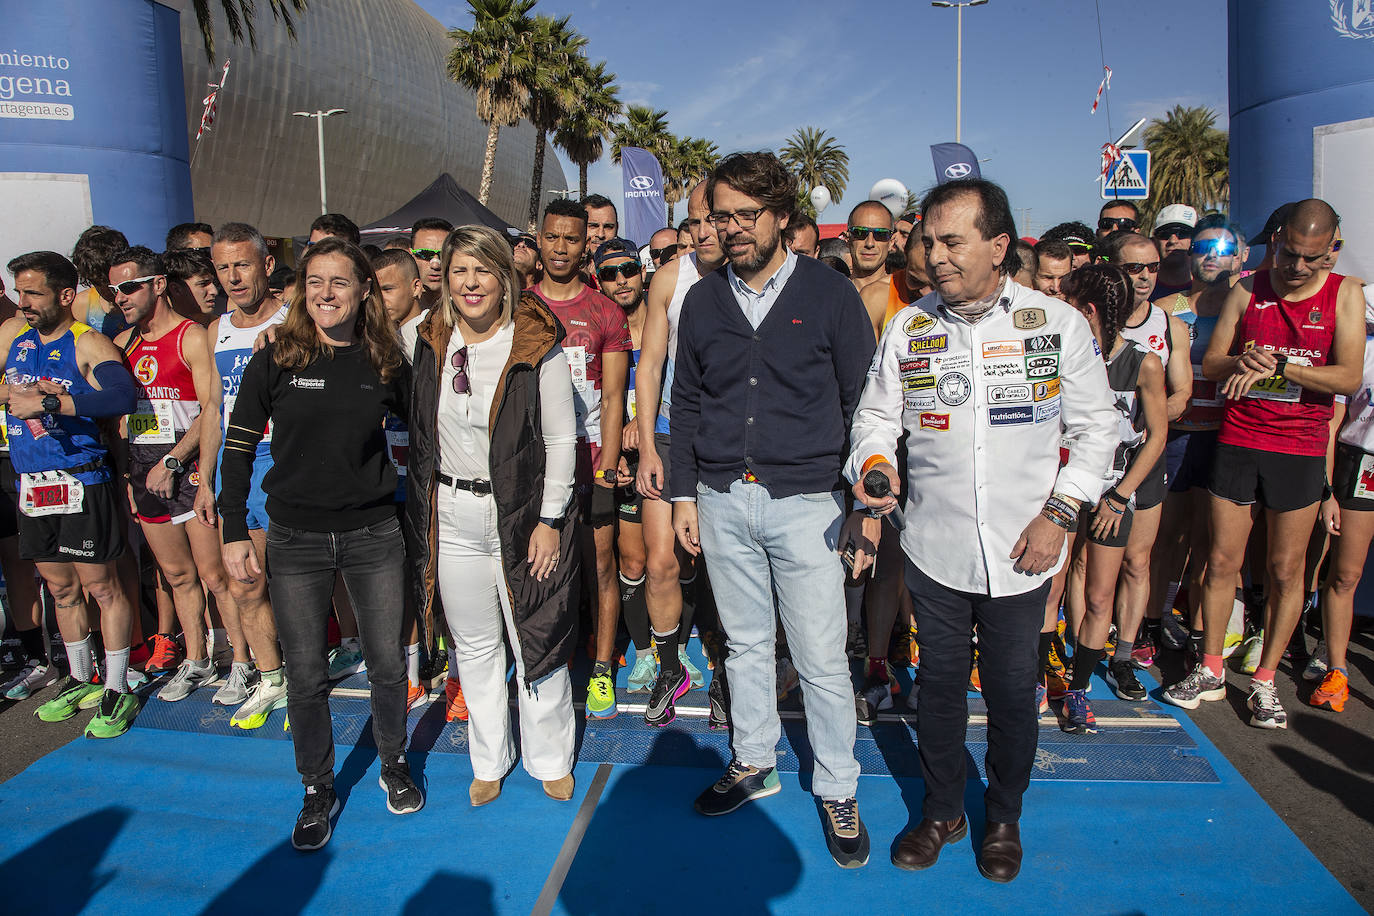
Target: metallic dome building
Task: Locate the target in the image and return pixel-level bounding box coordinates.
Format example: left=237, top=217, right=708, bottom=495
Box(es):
left=170, top=0, right=567, bottom=236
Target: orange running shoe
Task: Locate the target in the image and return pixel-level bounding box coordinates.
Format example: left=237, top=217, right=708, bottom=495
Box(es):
left=1309, top=669, right=1348, bottom=712
left=146, top=634, right=180, bottom=674
left=407, top=684, right=427, bottom=711
left=445, top=677, right=469, bottom=722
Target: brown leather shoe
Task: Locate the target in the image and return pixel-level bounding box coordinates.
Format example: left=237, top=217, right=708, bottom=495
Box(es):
left=978, top=821, right=1022, bottom=883
left=891, top=815, right=968, bottom=870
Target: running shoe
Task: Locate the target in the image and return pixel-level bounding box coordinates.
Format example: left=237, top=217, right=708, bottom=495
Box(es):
left=1045, top=640, right=1069, bottom=681
left=1060, top=688, right=1097, bottom=734
left=1035, top=683, right=1048, bottom=716
left=145, top=634, right=181, bottom=675
left=35, top=676, right=103, bottom=722
left=707, top=671, right=729, bottom=730
left=292, top=784, right=340, bottom=852
left=379, top=754, right=425, bottom=815
left=444, top=677, right=469, bottom=722
left=1161, top=663, right=1227, bottom=710
left=585, top=672, right=617, bottom=719
left=820, top=797, right=870, bottom=869
left=968, top=656, right=982, bottom=693
left=776, top=657, right=800, bottom=701
left=1247, top=679, right=1288, bottom=729
left=157, top=659, right=217, bottom=702
left=645, top=666, right=690, bottom=727
left=1130, top=632, right=1157, bottom=670
left=84, top=689, right=139, bottom=738
left=1045, top=669, right=1070, bottom=702
left=213, top=662, right=255, bottom=706
left=406, top=684, right=428, bottom=710
left=1160, top=613, right=1190, bottom=652
left=230, top=672, right=288, bottom=729
left=1309, top=669, right=1348, bottom=713
left=1106, top=659, right=1147, bottom=701
left=1104, top=626, right=1117, bottom=656
left=679, top=646, right=703, bottom=689
left=626, top=651, right=657, bottom=693
left=1238, top=631, right=1264, bottom=676
left=3, top=660, right=53, bottom=700
left=1302, top=641, right=1329, bottom=682
left=855, top=671, right=894, bottom=726
left=693, top=760, right=780, bottom=816
left=1223, top=596, right=1246, bottom=658
left=326, top=646, right=365, bottom=681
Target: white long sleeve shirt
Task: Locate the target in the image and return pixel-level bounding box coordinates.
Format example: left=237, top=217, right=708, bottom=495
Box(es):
left=437, top=320, right=577, bottom=519
left=845, top=279, right=1117, bottom=597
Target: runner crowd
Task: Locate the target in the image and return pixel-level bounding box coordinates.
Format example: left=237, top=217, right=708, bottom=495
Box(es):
left=1, top=155, right=1370, bottom=875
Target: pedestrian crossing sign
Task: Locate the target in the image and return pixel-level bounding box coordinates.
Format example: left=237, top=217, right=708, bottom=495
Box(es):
left=1101, top=149, right=1151, bottom=200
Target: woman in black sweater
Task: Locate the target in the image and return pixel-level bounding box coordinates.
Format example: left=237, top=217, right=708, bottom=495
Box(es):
left=219, top=237, right=421, bottom=852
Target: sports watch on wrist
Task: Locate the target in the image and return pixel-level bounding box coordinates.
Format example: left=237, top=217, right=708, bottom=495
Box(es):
left=1273, top=354, right=1289, bottom=378
left=163, top=455, right=184, bottom=475
left=539, top=515, right=567, bottom=530
left=41, top=394, right=60, bottom=414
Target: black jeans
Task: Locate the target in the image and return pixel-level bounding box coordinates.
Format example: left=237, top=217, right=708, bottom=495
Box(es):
left=266, top=517, right=408, bottom=787
left=906, top=562, right=1047, bottom=824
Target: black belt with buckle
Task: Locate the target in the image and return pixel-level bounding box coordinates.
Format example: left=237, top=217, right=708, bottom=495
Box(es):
left=437, top=472, right=491, bottom=496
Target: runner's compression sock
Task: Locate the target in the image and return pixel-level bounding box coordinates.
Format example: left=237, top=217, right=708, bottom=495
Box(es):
left=1070, top=646, right=1105, bottom=691
left=1161, top=581, right=1181, bottom=616
left=18, top=627, right=46, bottom=664
left=261, top=666, right=284, bottom=687
left=619, top=573, right=650, bottom=651
left=405, top=642, right=421, bottom=688
left=1113, top=638, right=1134, bottom=662
left=105, top=647, right=130, bottom=695
left=591, top=660, right=612, bottom=679
left=1253, top=666, right=1276, bottom=683
left=65, top=637, right=94, bottom=683
left=654, top=627, right=682, bottom=675
left=868, top=656, right=889, bottom=681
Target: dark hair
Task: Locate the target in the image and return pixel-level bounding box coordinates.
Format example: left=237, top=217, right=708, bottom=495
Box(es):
left=110, top=245, right=164, bottom=278
left=410, top=217, right=454, bottom=244
left=783, top=212, right=818, bottom=243
left=384, top=235, right=411, bottom=250
left=71, top=225, right=130, bottom=288
left=1065, top=263, right=1132, bottom=352
left=678, top=219, right=691, bottom=232
left=165, top=221, right=214, bottom=250
left=1101, top=231, right=1159, bottom=263
left=919, top=178, right=1021, bottom=276
left=163, top=247, right=215, bottom=283
left=543, top=197, right=588, bottom=226
left=706, top=152, right=797, bottom=223
left=847, top=200, right=893, bottom=228
left=820, top=255, right=851, bottom=277
left=370, top=247, right=420, bottom=280
left=818, top=237, right=849, bottom=260
left=267, top=265, right=295, bottom=291
left=274, top=237, right=401, bottom=383
left=7, top=251, right=79, bottom=295
left=1098, top=200, right=1140, bottom=219
left=361, top=244, right=383, bottom=259
left=310, top=213, right=361, bottom=245
left=581, top=194, right=616, bottom=215
left=1193, top=213, right=1238, bottom=247
left=1042, top=221, right=1095, bottom=248
left=1034, top=238, right=1073, bottom=263
left=213, top=222, right=268, bottom=258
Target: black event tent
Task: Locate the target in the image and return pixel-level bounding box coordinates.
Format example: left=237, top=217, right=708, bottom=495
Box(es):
left=359, top=173, right=513, bottom=240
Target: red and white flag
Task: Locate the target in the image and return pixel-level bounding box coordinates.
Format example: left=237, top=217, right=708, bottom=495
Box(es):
left=1090, top=65, right=1112, bottom=115
left=196, top=59, right=231, bottom=141
left=1100, top=141, right=1123, bottom=181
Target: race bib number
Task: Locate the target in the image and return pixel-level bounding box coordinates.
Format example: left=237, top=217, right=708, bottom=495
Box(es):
left=1355, top=453, right=1374, bottom=500
left=565, top=346, right=588, bottom=392
left=627, top=388, right=637, bottom=419
left=1190, top=365, right=1223, bottom=407
left=1245, top=356, right=1309, bottom=403
left=129, top=399, right=175, bottom=444
left=19, top=470, right=84, bottom=518
left=385, top=427, right=409, bottom=476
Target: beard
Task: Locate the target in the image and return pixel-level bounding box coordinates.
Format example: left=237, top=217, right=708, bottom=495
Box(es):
left=727, top=230, right=780, bottom=273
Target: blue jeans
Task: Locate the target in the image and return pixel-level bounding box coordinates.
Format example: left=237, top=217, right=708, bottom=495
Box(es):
left=266, top=517, right=408, bottom=787
left=696, top=480, right=859, bottom=799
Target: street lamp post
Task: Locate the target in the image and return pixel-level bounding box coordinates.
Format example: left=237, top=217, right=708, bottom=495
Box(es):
left=293, top=108, right=347, bottom=215
left=931, top=0, right=988, bottom=144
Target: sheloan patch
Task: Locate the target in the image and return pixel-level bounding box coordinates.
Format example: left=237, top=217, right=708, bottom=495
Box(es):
left=909, top=334, right=949, bottom=355
left=919, top=412, right=950, bottom=431
left=1012, top=308, right=1046, bottom=330
left=904, top=312, right=936, bottom=337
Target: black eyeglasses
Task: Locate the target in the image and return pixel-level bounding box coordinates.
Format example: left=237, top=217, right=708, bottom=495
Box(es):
left=1120, top=261, right=1161, bottom=275
left=1098, top=217, right=1138, bottom=232
left=451, top=346, right=469, bottom=395
left=708, top=208, right=765, bottom=230
left=1153, top=227, right=1193, bottom=241
left=596, top=262, right=642, bottom=283
left=412, top=248, right=442, bottom=262
left=111, top=275, right=163, bottom=296
left=849, top=227, right=893, bottom=242
left=649, top=244, right=677, bottom=263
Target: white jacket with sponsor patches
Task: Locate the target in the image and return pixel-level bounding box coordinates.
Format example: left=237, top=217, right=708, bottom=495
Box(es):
left=846, top=279, right=1117, bottom=597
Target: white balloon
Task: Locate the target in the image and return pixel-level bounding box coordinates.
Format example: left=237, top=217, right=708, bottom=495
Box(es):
left=869, top=178, right=909, bottom=218
left=809, top=185, right=831, bottom=214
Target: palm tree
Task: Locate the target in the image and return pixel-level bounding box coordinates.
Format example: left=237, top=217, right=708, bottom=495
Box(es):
left=447, top=0, right=539, bottom=206
left=1141, top=105, right=1229, bottom=226
left=611, top=105, right=674, bottom=164
left=554, top=60, right=621, bottom=199
left=192, top=0, right=309, bottom=63
left=523, top=15, right=587, bottom=230
left=780, top=127, right=849, bottom=211
left=664, top=136, right=719, bottom=224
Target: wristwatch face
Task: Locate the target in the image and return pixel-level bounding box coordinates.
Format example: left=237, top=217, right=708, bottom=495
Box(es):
left=163, top=456, right=182, bottom=472
left=41, top=394, right=60, bottom=413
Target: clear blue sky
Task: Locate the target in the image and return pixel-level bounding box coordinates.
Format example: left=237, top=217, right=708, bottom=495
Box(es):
left=419, top=0, right=1228, bottom=237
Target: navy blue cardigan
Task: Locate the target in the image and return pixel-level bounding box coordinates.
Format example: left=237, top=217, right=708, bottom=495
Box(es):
left=669, top=256, right=876, bottom=499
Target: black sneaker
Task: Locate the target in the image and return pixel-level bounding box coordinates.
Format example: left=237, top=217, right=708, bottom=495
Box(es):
left=1105, top=659, right=1147, bottom=701
left=379, top=753, right=425, bottom=815
left=820, top=797, right=870, bottom=868
left=694, top=760, right=781, bottom=816
left=707, top=671, right=729, bottom=731
left=644, top=665, right=690, bottom=727
left=854, top=672, right=894, bottom=726
left=291, top=784, right=340, bottom=851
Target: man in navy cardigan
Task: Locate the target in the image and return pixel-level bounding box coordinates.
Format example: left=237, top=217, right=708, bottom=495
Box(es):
left=670, top=151, right=877, bottom=869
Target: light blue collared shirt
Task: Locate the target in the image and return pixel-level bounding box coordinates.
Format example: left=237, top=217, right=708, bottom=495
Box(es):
left=726, top=248, right=797, bottom=329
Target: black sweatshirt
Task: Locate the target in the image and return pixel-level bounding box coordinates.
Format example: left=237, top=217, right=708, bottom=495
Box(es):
left=218, top=341, right=409, bottom=543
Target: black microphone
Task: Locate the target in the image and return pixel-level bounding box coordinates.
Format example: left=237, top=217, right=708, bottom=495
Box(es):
left=862, top=468, right=905, bottom=531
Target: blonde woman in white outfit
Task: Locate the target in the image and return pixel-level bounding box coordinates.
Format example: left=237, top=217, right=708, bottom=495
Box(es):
left=404, top=225, right=581, bottom=806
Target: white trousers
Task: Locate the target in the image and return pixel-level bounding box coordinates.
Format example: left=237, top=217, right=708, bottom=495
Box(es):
left=435, top=485, right=575, bottom=782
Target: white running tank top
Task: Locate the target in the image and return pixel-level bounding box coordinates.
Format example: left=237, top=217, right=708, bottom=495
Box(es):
left=659, top=252, right=706, bottom=434
left=1120, top=304, right=1171, bottom=365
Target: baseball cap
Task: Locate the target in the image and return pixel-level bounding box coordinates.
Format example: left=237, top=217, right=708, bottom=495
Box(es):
left=1152, top=204, right=1198, bottom=235
left=1249, top=202, right=1295, bottom=248
left=594, top=237, right=640, bottom=267
left=509, top=230, right=536, bottom=248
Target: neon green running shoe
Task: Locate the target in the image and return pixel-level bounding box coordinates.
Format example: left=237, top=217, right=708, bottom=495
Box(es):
left=230, top=672, right=288, bottom=730
left=35, top=676, right=103, bottom=722
left=84, top=689, right=140, bottom=739
left=585, top=672, right=617, bottom=719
